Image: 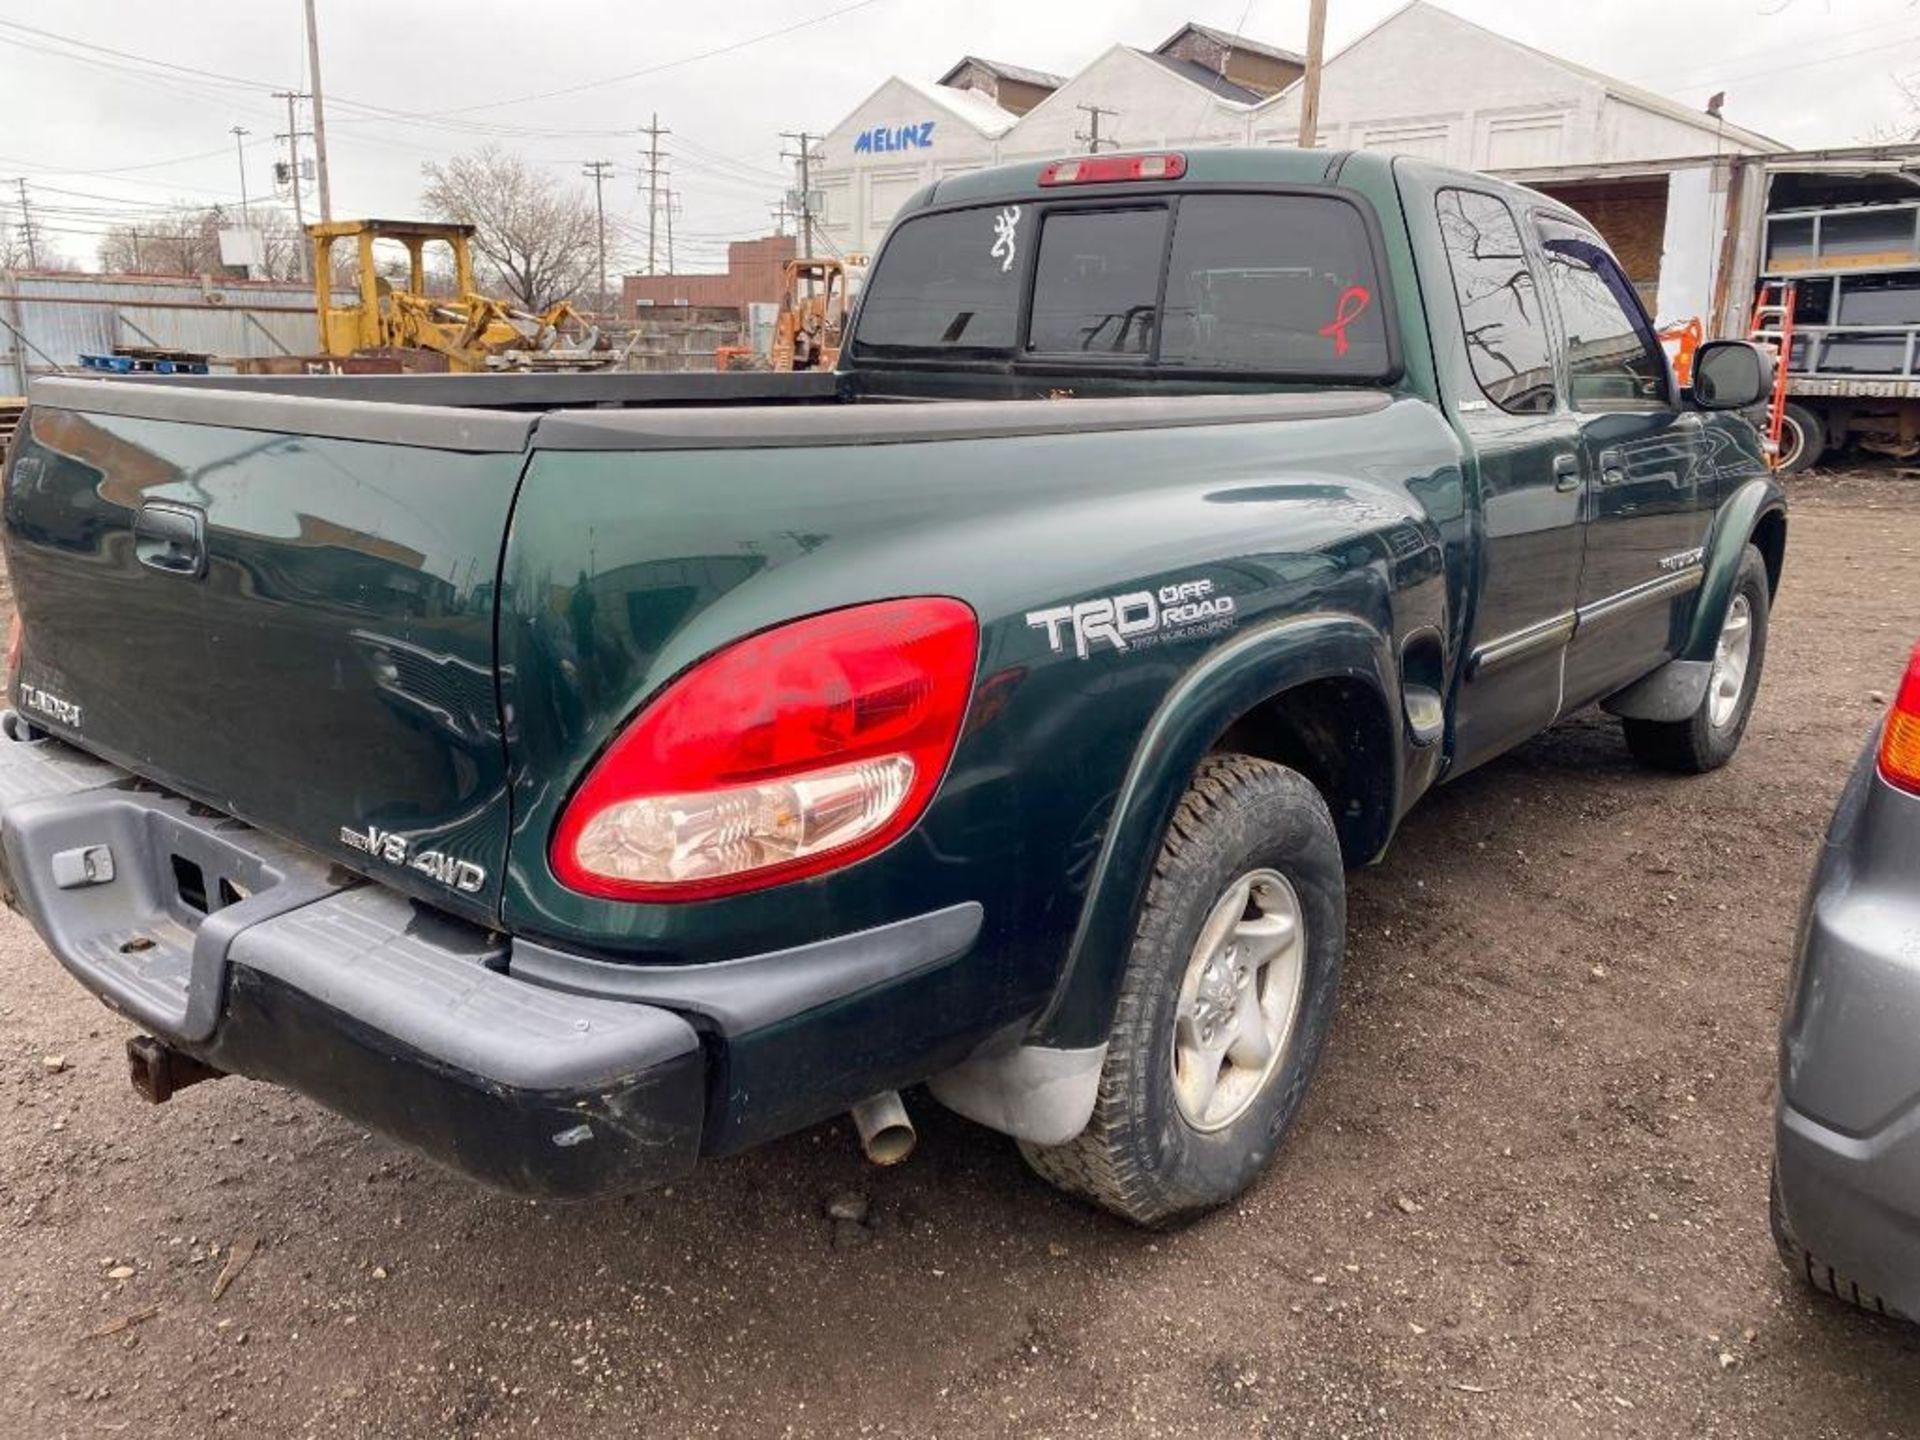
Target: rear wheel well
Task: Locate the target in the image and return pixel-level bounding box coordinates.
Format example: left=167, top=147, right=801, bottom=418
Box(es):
left=1751, top=508, right=1787, bottom=598
left=1211, top=677, right=1396, bottom=866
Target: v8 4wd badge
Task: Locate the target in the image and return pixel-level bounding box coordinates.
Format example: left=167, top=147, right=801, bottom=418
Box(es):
left=1027, top=577, right=1236, bottom=659
left=339, top=823, right=487, bottom=895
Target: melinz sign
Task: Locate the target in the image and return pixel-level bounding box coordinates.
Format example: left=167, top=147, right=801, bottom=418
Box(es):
left=854, top=121, right=936, bottom=154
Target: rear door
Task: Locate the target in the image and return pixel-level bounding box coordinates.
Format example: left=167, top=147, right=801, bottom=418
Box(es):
left=3, top=385, right=529, bottom=922
left=1531, top=217, right=1715, bottom=705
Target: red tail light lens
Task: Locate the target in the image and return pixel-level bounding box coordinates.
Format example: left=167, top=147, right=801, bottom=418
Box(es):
left=551, top=597, right=978, bottom=901
left=1880, top=641, right=1920, bottom=795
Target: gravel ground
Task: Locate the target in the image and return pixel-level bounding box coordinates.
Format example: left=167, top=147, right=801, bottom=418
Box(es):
left=3, top=471, right=1919, bottom=1439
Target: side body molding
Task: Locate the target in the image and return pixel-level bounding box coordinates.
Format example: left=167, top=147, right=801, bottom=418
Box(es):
left=1602, top=475, right=1786, bottom=723
left=1030, top=612, right=1402, bottom=1052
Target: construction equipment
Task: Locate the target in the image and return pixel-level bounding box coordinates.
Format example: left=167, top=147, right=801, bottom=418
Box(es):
left=1749, top=278, right=1798, bottom=468
left=310, top=219, right=613, bottom=373
left=771, top=258, right=852, bottom=371
left=713, top=257, right=856, bottom=373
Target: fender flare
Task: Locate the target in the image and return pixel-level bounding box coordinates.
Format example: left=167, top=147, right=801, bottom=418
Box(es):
left=1029, top=612, right=1401, bottom=1050
left=1684, top=476, right=1785, bottom=663
left=1603, top=476, right=1785, bottom=723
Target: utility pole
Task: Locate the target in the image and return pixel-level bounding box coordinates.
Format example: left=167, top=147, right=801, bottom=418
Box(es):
left=12, top=179, right=38, bottom=269
left=638, top=112, right=671, bottom=276
left=770, top=197, right=795, bottom=237
left=231, top=126, right=251, bottom=223
left=303, top=0, right=333, bottom=221
left=582, top=159, right=614, bottom=314
left=273, top=91, right=312, bottom=280
left=1297, top=0, right=1328, bottom=149
left=665, top=188, right=677, bottom=274
left=779, top=131, right=820, bottom=260
left=1074, top=104, right=1118, bottom=154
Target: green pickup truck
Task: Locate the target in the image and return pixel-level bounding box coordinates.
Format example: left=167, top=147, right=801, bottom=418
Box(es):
left=0, top=149, right=1784, bottom=1225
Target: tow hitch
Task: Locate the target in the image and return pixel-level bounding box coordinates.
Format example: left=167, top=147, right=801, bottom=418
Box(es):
left=126, top=1034, right=225, bottom=1104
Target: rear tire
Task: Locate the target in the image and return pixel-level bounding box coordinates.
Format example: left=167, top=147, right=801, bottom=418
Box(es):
left=1018, top=754, right=1344, bottom=1227
left=1622, top=544, right=1770, bottom=774
left=1771, top=1163, right=1907, bottom=1321
left=1777, top=402, right=1825, bottom=474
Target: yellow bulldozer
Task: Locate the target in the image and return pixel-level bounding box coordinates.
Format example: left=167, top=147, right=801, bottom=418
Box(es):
left=309, top=219, right=613, bottom=373
left=716, top=257, right=856, bottom=372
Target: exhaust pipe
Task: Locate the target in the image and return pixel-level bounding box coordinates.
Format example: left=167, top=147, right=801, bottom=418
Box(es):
left=849, top=1090, right=916, bottom=1165
left=126, top=1034, right=225, bottom=1104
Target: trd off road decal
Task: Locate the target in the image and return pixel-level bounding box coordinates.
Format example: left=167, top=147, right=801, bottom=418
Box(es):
left=990, top=206, right=1021, bottom=273
left=1027, top=577, right=1236, bottom=659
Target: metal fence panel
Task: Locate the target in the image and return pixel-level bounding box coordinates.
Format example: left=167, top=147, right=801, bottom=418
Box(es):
left=0, top=272, right=318, bottom=393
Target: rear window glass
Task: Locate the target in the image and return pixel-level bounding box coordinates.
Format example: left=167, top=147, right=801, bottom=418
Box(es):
left=1160, top=195, right=1388, bottom=374
left=1028, top=208, right=1168, bottom=356
left=851, top=207, right=1025, bottom=351
left=854, top=191, right=1392, bottom=377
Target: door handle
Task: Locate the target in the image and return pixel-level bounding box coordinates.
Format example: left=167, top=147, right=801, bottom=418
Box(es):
left=1597, top=448, right=1628, bottom=486
left=133, top=502, right=207, bottom=578
left=1552, top=452, right=1580, bottom=492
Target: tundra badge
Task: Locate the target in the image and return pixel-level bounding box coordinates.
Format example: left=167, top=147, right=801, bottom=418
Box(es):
left=19, top=684, right=83, bottom=729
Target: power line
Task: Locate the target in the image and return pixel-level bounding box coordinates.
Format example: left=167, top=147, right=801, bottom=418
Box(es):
left=13, top=178, right=40, bottom=267
left=369, top=0, right=890, bottom=120
left=639, top=113, right=670, bottom=276
left=582, top=159, right=614, bottom=312
left=273, top=90, right=312, bottom=280
left=1074, top=104, right=1118, bottom=154
left=231, top=126, right=251, bottom=223
left=303, top=0, right=333, bottom=222
left=780, top=131, right=821, bottom=261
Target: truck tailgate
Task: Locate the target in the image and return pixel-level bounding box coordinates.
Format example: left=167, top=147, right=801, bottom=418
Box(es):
left=2, top=381, right=531, bottom=923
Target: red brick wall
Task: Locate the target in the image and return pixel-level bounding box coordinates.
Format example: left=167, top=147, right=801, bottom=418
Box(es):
left=622, top=233, right=796, bottom=315
left=1538, top=181, right=1669, bottom=296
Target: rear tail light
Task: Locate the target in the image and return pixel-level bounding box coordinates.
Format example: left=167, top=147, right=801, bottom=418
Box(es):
left=1039, top=153, right=1188, bottom=186
left=551, top=597, right=978, bottom=901
left=1879, top=640, right=1920, bottom=795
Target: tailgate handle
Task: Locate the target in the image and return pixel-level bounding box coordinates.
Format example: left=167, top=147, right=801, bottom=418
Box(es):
left=134, top=502, right=207, bottom=578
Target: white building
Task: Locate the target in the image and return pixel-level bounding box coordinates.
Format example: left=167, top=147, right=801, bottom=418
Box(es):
left=807, top=1, right=1786, bottom=326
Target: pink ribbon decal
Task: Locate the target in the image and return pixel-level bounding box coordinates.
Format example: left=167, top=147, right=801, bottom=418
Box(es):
left=1319, top=285, right=1372, bottom=357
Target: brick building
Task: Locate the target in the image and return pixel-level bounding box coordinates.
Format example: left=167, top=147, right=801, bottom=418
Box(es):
left=621, top=233, right=796, bottom=317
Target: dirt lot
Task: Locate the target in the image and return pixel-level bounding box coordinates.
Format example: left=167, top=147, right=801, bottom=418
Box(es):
left=3, top=472, right=1918, bottom=1439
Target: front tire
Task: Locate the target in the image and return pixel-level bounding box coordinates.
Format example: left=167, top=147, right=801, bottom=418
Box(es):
left=1622, top=544, right=1771, bottom=774
left=1019, top=754, right=1344, bottom=1227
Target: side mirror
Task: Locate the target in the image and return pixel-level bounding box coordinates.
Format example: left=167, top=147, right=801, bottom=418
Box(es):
left=1691, top=340, right=1774, bottom=410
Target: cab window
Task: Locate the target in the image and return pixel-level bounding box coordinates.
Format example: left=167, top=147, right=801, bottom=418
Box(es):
left=1535, top=217, right=1672, bottom=411
left=1433, top=188, right=1557, bottom=414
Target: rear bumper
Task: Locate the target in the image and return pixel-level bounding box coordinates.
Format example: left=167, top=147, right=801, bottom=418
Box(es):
left=1775, top=738, right=1920, bottom=1313
left=0, top=716, right=991, bottom=1197
left=0, top=717, right=706, bottom=1198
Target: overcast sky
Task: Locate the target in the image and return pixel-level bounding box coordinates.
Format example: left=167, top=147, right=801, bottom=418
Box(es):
left=2, top=0, right=1914, bottom=271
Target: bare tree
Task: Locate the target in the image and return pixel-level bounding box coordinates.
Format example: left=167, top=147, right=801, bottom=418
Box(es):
left=0, top=221, right=36, bottom=271
left=96, top=202, right=307, bottom=281
left=0, top=221, right=77, bottom=273
left=420, top=146, right=598, bottom=310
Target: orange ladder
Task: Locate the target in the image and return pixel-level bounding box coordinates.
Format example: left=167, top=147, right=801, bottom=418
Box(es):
left=1748, top=280, right=1797, bottom=468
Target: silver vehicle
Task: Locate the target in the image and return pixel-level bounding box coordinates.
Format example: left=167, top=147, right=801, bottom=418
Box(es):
left=1774, top=639, right=1920, bottom=1319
